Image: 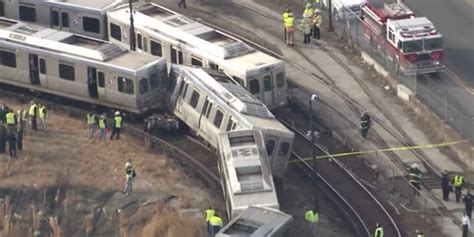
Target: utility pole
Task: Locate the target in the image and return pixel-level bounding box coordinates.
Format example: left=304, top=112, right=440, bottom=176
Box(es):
left=128, top=0, right=136, bottom=51
left=328, top=0, right=333, bottom=31
left=309, top=94, right=318, bottom=172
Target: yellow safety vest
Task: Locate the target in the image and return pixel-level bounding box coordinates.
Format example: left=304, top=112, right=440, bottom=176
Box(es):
left=304, top=7, right=313, bottom=16
left=5, top=112, right=15, bottom=125
left=39, top=106, right=46, bottom=118
left=205, top=209, right=215, bottom=222
left=454, top=175, right=464, bottom=187
left=87, top=114, right=96, bottom=125
left=29, top=104, right=37, bottom=116
left=99, top=118, right=106, bottom=129
left=305, top=210, right=319, bottom=223
left=375, top=227, right=384, bottom=237
left=284, top=16, right=294, bottom=28
left=209, top=216, right=222, bottom=227
left=114, top=116, right=123, bottom=128
left=282, top=12, right=289, bottom=25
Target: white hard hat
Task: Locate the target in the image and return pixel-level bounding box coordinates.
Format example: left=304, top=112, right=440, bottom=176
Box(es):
left=314, top=9, right=321, bottom=13
left=306, top=3, right=312, bottom=8
left=125, top=162, right=131, bottom=167
left=115, top=111, right=120, bottom=116
left=411, top=163, right=418, bottom=169
left=288, top=12, right=293, bottom=16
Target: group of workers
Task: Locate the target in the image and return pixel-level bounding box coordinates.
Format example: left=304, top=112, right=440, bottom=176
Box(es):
left=282, top=2, right=323, bottom=46
left=204, top=207, right=223, bottom=237
left=86, top=111, right=123, bottom=142
left=0, top=100, right=47, bottom=158
left=441, top=172, right=472, bottom=237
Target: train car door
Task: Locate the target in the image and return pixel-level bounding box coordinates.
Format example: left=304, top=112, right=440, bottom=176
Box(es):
left=28, top=54, right=40, bottom=86
left=263, top=73, right=275, bottom=107
left=264, top=136, right=279, bottom=168
left=96, top=71, right=106, bottom=99
left=51, top=8, right=70, bottom=31
left=38, top=57, right=47, bottom=86
left=87, top=67, right=99, bottom=99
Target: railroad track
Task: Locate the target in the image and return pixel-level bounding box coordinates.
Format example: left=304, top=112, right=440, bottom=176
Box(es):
left=282, top=118, right=402, bottom=237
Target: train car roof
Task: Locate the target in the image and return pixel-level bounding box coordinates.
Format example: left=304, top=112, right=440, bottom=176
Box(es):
left=217, top=130, right=278, bottom=207
left=41, top=0, right=125, bottom=13
left=108, top=2, right=282, bottom=68
left=0, top=18, right=161, bottom=70
left=216, top=206, right=293, bottom=237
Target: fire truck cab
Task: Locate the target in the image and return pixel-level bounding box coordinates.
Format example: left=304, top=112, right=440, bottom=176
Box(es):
left=361, top=2, right=444, bottom=75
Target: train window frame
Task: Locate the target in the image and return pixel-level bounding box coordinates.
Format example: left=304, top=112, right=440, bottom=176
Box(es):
left=206, top=103, right=213, bottom=118
left=51, top=10, right=59, bottom=26
left=213, top=109, right=224, bottom=128
left=110, top=23, right=122, bottom=41
left=278, top=142, right=290, bottom=156
left=189, top=90, right=200, bottom=109
left=0, top=50, right=16, bottom=68
left=249, top=79, right=260, bottom=95
left=266, top=139, right=276, bottom=156
left=19, top=5, right=36, bottom=22
left=150, top=40, right=162, bottom=56
left=137, top=33, right=142, bottom=50
left=58, top=63, right=75, bottom=81
left=191, top=56, right=203, bottom=67
left=264, top=75, right=272, bottom=91
left=39, top=58, right=46, bottom=74
left=117, top=77, right=134, bottom=95
left=276, top=72, right=285, bottom=88
left=209, top=62, right=219, bottom=71
left=98, top=71, right=105, bottom=88
left=83, top=16, right=100, bottom=34
left=61, top=12, right=69, bottom=28
left=139, top=78, right=149, bottom=94
left=225, top=117, right=233, bottom=131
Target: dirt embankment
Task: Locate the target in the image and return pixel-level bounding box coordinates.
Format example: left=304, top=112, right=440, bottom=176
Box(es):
left=0, top=98, right=221, bottom=237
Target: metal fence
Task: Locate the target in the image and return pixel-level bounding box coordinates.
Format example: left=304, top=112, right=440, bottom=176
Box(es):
left=331, top=5, right=474, bottom=144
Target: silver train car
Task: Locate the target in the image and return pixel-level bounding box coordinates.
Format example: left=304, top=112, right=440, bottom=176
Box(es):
left=107, top=2, right=288, bottom=109
left=217, top=130, right=280, bottom=219
left=168, top=65, right=294, bottom=178
left=0, top=18, right=167, bottom=114
left=0, top=0, right=124, bottom=40
left=216, top=206, right=292, bottom=237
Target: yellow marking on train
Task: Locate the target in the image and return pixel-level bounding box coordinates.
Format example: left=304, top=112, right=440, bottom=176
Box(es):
left=445, top=67, right=474, bottom=95
left=291, top=140, right=466, bottom=163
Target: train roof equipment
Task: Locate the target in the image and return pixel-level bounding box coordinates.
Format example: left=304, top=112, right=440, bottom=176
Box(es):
left=216, top=206, right=293, bottom=237
left=217, top=130, right=280, bottom=219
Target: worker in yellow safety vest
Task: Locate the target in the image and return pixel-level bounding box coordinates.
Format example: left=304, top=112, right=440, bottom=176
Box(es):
left=284, top=12, right=295, bottom=46
left=374, top=223, right=384, bottom=237
left=98, top=113, right=108, bottom=142
left=305, top=209, right=319, bottom=236
left=452, top=173, right=465, bottom=202
left=304, top=3, right=313, bottom=16
left=5, top=109, right=17, bottom=133
left=110, top=111, right=123, bottom=140
left=28, top=100, right=38, bottom=131
left=204, top=207, right=215, bottom=236
left=17, top=106, right=27, bottom=129
left=38, top=104, right=47, bottom=131
left=209, top=212, right=223, bottom=237
left=86, top=112, right=97, bottom=140
left=282, top=9, right=291, bottom=40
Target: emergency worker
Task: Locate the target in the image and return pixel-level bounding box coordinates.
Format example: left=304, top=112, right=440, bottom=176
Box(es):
left=464, top=190, right=473, bottom=219
left=209, top=212, right=223, bottom=237
left=124, top=162, right=136, bottom=196
left=16, top=126, right=23, bottom=151
left=441, top=170, right=451, bottom=201
left=86, top=112, right=97, bottom=140
left=204, top=207, right=215, bottom=236
left=416, top=229, right=425, bottom=237
left=7, top=131, right=16, bottom=158
left=38, top=104, right=47, bottom=131
left=462, top=212, right=470, bottom=237
left=452, top=173, right=465, bottom=203
left=110, top=111, right=123, bottom=140
left=304, top=3, right=313, bottom=16
left=98, top=113, right=108, bottom=142
left=374, top=223, right=383, bottom=237
left=29, top=100, right=38, bottom=131
left=5, top=109, right=17, bottom=133
left=360, top=111, right=371, bottom=138
left=282, top=9, right=291, bottom=40
left=305, top=209, right=319, bottom=236
left=178, top=0, right=187, bottom=9
left=301, top=14, right=312, bottom=44
left=285, top=12, right=295, bottom=46
left=0, top=103, right=7, bottom=121
left=409, top=163, right=422, bottom=194
left=17, top=106, right=27, bottom=129
left=311, top=9, right=323, bottom=40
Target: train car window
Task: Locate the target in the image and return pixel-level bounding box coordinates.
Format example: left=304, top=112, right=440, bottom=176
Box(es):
left=0, top=51, right=16, bottom=68
left=278, top=142, right=290, bottom=156
left=98, top=72, right=105, bottom=88
left=177, top=80, right=185, bottom=96
left=190, top=91, right=200, bottom=109
left=191, top=57, right=203, bottom=67
left=137, top=33, right=142, bottom=49
left=110, top=23, right=122, bottom=41
left=178, top=51, right=183, bottom=64
left=170, top=47, right=177, bottom=64
left=225, top=118, right=233, bottom=131
left=266, top=139, right=276, bottom=156
left=58, top=63, right=75, bottom=81
left=206, top=103, right=213, bottom=118
left=232, top=76, right=244, bottom=86
left=213, top=110, right=224, bottom=128
left=139, top=78, right=149, bottom=94
left=0, top=2, right=5, bottom=17
left=19, top=5, right=36, bottom=22
left=117, top=77, right=134, bottom=95
left=150, top=40, right=162, bottom=56
left=264, top=75, right=272, bottom=91
left=39, top=58, right=46, bottom=74
left=231, top=122, right=237, bottom=130
left=201, top=98, right=209, bottom=115
left=181, top=83, right=189, bottom=99
left=276, top=72, right=285, bottom=88
left=51, top=10, right=59, bottom=26
left=149, top=73, right=159, bottom=89
left=209, top=62, right=219, bottom=70
left=249, top=79, right=260, bottom=95
left=143, top=37, right=148, bottom=52
left=83, top=17, right=100, bottom=34
left=61, top=12, right=69, bottom=28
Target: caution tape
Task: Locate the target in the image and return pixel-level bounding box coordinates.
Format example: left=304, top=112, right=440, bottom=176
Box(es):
left=291, top=140, right=467, bottom=163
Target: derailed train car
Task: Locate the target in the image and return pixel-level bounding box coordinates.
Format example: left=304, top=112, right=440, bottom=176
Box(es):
left=168, top=65, right=293, bottom=178
left=0, top=18, right=168, bottom=114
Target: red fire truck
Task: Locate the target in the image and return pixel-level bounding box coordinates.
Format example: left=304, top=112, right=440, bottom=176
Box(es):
left=361, top=2, right=444, bottom=75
